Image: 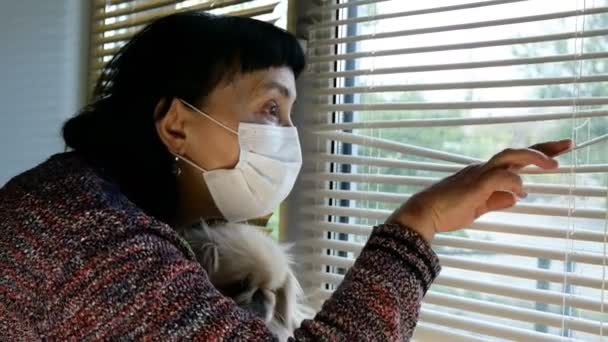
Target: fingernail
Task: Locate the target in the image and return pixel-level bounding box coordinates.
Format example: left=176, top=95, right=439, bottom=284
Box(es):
left=561, top=139, right=575, bottom=149
left=519, top=192, right=528, bottom=199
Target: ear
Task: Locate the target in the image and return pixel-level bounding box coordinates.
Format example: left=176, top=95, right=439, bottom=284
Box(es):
left=184, top=221, right=220, bottom=275
left=197, top=242, right=220, bottom=275
left=274, top=270, right=298, bottom=331
left=274, top=270, right=314, bottom=332
left=155, top=97, right=189, bottom=155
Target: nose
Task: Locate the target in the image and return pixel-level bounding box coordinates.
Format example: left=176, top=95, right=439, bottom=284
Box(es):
left=282, top=113, right=295, bottom=127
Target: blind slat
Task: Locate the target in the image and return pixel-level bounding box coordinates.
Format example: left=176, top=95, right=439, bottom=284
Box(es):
left=424, top=292, right=601, bottom=334
left=316, top=52, right=608, bottom=79
left=317, top=97, right=608, bottom=112
left=439, top=255, right=605, bottom=290
left=313, top=131, right=481, bottom=164
left=310, top=110, right=608, bottom=130
left=419, top=308, right=576, bottom=342
left=305, top=0, right=391, bottom=16
left=303, top=220, right=607, bottom=244
left=94, top=0, right=130, bottom=6
left=313, top=75, right=608, bottom=95
left=300, top=202, right=606, bottom=223
left=302, top=172, right=608, bottom=197
left=301, top=235, right=607, bottom=266
left=467, top=220, right=605, bottom=243
left=309, top=0, right=527, bottom=30
left=305, top=153, right=608, bottom=175
left=434, top=275, right=608, bottom=313
left=308, top=29, right=608, bottom=63
left=303, top=253, right=606, bottom=289
left=94, top=0, right=279, bottom=32
left=94, top=31, right=133, bottom=45
left=306, top=271, right=608, bottom=312
left=94, top=0, right=248, bottom=19
left=434, top=235, right=606, bottom=265
left=313, top=129, right=607, bottom=166
left=95, top=0, right=178, bottom=18
left=311, top=6, right=608, bottom=47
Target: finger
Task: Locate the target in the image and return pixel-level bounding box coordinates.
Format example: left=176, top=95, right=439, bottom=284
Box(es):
left=480, top=169, right=525, bottom=198
left=483, top=147, right=558, bottom=171
left=485, top=191, right=518, bottom=212
left=507, top=139, right=573, bottom=171
left=529, top=139, right=573, bottom=157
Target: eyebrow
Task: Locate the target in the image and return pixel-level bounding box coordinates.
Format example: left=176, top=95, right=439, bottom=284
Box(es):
left=262, top=81, right=293, bottom=100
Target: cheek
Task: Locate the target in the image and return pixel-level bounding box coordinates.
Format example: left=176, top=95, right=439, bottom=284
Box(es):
left=187, top=123, right=240, bottom=170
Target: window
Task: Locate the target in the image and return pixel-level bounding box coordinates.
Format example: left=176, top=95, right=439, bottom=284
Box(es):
left=295, top=0, right=608, bottom=340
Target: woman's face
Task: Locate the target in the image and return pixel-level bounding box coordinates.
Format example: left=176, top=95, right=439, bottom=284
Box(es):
left=155, top=66, right=297, bottom=224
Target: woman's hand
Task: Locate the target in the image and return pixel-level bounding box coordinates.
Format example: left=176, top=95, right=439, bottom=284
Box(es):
left=386, top=139, right=573, bottom=242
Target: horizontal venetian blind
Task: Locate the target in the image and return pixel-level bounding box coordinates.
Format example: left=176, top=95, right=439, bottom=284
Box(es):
left=295, top=0, right=608, bottom=341
left=89, top=0, right=287, bottom=93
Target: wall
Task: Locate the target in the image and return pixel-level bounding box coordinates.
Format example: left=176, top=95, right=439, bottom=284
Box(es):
left=0, top=0, right=90, bottom=184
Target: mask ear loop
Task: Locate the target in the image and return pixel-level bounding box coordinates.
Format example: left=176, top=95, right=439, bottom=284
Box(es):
left=179, top=99, right=239, bottom=135
left=172, top=156, right=182, bottom=176
left=173, top=99, right=240, bottom=174
left=173, top=152, right=209, bottom=173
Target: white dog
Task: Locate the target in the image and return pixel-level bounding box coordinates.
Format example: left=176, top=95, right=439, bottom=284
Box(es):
left=177, top=221, right=313, bottom=341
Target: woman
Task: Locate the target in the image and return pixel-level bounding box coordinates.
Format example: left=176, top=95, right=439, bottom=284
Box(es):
left=0, top=12, right=571, bottom=340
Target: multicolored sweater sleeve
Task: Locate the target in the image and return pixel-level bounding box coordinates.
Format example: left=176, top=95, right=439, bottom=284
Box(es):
left=294, top=224, right=441, bottom=341
left=0, top=153, right=441, bottom=341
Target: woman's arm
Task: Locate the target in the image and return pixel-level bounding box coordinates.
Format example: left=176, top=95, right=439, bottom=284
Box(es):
left=4, top=140, right=569, bottom=340
left=36, top=216, right=436, bottom=340
left=293, top=223, right=440, bottom=341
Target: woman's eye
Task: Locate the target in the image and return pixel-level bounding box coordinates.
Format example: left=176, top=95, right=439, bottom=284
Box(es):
left=253, top=101, right=283, bottom=125
left=263, top=102, right=280, bottom=118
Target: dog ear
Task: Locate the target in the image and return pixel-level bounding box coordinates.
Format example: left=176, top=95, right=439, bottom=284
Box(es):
left=274, top=270, right=298, bottom=331
left=181, top=221, right=220, bottom=275
left=275, top=269, right=315, bottom=334
left=197, top=242, right=219, bottom=275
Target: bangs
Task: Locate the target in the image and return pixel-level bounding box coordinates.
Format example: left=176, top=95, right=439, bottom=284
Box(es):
left=214, top=16, right=306, bottom=78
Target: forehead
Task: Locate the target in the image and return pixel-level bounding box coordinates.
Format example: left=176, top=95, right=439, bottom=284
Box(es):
left=232, top=67, right=297, bottom=100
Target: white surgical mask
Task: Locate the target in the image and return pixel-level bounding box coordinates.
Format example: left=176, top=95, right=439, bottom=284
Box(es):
left=174, top=99, right=302, bottom=223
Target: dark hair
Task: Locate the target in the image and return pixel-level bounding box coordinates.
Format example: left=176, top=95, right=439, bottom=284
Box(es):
left=63, top=12, right=306, bottom=223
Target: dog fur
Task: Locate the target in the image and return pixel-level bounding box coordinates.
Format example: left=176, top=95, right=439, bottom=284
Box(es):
left=177, top=221, right=313, bottom=341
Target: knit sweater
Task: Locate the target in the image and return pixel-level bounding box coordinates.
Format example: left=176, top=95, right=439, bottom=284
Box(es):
left=0, top=152, right=441, bottom=341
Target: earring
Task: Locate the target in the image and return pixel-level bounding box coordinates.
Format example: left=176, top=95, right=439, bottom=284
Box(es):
left=172, top=156, right=182, bottom=176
